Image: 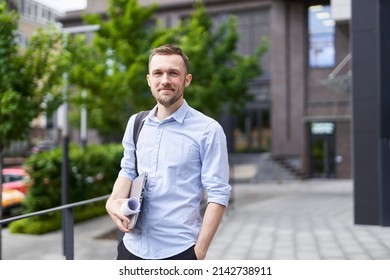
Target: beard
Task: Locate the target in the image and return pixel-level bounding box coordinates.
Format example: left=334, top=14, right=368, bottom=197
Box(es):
left=155, top=90, right=183, bottom=107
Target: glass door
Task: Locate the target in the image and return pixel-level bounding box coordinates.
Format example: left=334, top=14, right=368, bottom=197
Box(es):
left=309, top=122, right=336, bottom=178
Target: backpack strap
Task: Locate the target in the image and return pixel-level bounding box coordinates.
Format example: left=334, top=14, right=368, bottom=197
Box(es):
left=133, top=110, right=150, bottom=176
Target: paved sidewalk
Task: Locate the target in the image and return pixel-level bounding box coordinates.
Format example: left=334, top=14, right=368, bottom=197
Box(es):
left=2, top=212, right=118, bottom=260
left=3, top=178, right=390, bottom=260
left=208, top=179, right=390, bottom=260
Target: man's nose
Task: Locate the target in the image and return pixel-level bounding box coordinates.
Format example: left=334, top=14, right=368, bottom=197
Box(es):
left=161, top=73, right=170, bottom=84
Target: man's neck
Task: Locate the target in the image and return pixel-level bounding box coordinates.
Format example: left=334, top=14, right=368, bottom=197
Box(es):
left=156, top=99, right=183, bottom=120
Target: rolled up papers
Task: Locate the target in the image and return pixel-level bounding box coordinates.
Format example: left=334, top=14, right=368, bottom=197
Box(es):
left=120, top=197, right=140, bottom=216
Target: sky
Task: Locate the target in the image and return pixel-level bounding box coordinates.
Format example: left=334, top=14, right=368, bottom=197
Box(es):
left=34, top=0, right=87, bottom=12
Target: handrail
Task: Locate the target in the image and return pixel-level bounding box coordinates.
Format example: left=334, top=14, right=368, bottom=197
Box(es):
left=0, top=194, right=110, bottom=260
left=328, top=53, right=352, bottom=79
left=0, top=194, right=110, bottom=225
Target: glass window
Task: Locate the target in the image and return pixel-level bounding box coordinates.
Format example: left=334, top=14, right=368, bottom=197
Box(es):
left=308, top=5, right=335, bottom=68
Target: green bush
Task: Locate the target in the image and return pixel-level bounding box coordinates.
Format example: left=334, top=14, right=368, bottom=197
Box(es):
left=8, top=143, right=123, bottom=234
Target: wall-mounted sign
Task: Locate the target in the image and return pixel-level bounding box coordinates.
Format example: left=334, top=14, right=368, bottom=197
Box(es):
left=311, top=122, right=335, bottom=135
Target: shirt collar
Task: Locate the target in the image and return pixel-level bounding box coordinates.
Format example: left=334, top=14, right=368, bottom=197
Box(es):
left=172, top=99, right=189, bottom=124
left=149, top=99, right=190, bottom=124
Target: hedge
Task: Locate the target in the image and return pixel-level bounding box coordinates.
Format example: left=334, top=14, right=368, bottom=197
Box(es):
left=8, top=143, right=123, bottom=234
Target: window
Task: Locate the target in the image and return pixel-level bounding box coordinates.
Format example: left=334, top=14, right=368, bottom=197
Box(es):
left=308, top=5, right=335, bottom=68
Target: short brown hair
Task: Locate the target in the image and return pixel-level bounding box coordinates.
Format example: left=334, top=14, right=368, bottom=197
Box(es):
left=149, top=44, right=190, bottom=73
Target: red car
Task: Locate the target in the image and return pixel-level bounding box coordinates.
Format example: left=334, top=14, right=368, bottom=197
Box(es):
left=1, top=166, right=30, bottom=212
left=2, top=166, right=31, bottom=194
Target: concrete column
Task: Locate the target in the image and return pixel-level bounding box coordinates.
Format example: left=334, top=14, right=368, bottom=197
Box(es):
left=270, top=0, right=305, bottom=156
left=352, top=0, right=390, bottom=226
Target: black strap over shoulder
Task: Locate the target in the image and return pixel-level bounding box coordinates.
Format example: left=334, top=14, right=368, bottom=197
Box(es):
left=133, top=110, right=150, bottom=176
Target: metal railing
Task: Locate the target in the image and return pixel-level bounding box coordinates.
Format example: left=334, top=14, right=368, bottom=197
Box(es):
left=328, top=53, right=352, bottom=79
left=0, top=194, right=110, bottom=260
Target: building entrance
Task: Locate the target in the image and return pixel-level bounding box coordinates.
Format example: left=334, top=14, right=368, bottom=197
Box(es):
left=309, top=122, right=336, bottom=178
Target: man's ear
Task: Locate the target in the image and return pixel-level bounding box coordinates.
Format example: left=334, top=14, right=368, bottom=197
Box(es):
left=146, top=74, right=151, bottom=87
left=185, top=74, right=192, bottom=87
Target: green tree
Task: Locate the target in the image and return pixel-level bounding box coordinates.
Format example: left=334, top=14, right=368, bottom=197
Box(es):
left=0, top=6, right=68, bottom=150
left=70, top=0, right=267, bottom=138
left=0, top=2, right=68, bottom=225
left=153, top=0, right=267, bottom=118
left=68, top=0, right=158, bottom=139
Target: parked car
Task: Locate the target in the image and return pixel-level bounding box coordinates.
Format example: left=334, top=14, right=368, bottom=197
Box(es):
left=2, top=166, right=31, bottom=194
left=2, top=189, right=25, bottom=209
left=1, top=166, right=30, bottom=216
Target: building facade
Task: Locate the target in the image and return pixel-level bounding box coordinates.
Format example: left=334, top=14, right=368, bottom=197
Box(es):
left=271, top=0, right=351, bottom=179
left=10, top=0, right=352, bottom=178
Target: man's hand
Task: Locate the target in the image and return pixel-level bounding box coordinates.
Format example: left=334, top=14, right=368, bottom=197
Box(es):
left=106, top=197, right=132, bottom=233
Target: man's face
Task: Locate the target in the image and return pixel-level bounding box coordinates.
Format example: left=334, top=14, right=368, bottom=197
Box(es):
left=147, top=54, right=192, bottom=107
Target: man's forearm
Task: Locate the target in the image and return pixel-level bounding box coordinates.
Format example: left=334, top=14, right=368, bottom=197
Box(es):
left=195, top=202, right=226, bottom=259
left=106, top=176, right=133, bottom=232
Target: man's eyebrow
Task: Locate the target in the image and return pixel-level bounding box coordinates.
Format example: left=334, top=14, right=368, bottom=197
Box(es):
left=151, top=67, right=181, bottom=73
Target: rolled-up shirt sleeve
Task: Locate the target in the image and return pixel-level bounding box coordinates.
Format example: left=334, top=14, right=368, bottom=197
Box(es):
left=200, top=121, right=231, bottom=207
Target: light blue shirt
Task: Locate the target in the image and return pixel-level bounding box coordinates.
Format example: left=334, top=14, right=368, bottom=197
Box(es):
left=118, top=100, right=231, bottom=259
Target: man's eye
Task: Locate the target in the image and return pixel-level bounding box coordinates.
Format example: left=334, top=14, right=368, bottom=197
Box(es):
left=153, top=72, right=162, bottom=76
left=170, top=72, right=179, bottom=76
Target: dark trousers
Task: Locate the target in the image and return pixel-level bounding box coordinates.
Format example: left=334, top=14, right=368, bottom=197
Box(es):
left=116, top=240, right=197, bottom=260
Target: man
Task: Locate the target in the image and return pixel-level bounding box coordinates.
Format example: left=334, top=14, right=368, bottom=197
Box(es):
left=106, top=44, right=231, bottom=260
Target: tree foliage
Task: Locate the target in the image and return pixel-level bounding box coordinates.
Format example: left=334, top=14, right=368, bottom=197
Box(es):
left=69, top=0, right=267, bottom=139
left=0, top=2, right=68, bottom=151
left=153, top=0, right=268, bottom=118
left=68, top=0, right=158, bottom=139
